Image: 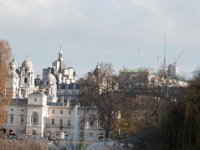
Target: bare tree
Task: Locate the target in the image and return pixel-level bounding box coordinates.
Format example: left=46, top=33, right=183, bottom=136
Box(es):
left=0, top=40, right=12, bottom=128
left=162, top=68, right=200, bottom=150
left=79, top=63, right=124, bottom=138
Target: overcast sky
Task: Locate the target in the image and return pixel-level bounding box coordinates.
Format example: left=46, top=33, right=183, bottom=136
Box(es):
left=0, top=0, right=199, bottom=78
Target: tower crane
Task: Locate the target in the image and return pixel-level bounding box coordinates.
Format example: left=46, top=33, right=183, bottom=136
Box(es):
left=173, top=50, right=184, bottom=67
left=167, top=50, right=184, bottom=78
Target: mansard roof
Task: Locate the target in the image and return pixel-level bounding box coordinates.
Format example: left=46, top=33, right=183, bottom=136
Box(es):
left=11, top=98, right=28, bottom=105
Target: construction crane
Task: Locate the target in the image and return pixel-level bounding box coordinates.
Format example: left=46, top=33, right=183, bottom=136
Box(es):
left=167, top=50, right=184, bottom=78
left=173, top=50, right=184, bottom=67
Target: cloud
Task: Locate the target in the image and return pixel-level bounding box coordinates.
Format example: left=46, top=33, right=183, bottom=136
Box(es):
left=111, top=0, right=161, bottom=13
left=0, top=0, right=199, bottom=77
left=0, top=0, right=90, bottom=32
left=111, top=0, right=177, bottom=30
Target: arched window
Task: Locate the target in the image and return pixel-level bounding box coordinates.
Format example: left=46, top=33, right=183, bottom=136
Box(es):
left=24, top=77, right=28, bottom=84
left=31, top=112, right=38, bottom=125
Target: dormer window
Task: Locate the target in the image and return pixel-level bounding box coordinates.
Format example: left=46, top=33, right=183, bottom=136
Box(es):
left=25, top=68, right=28, bottom=73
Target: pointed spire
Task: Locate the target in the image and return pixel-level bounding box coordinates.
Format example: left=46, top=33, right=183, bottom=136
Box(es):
left=10, top=55, right=17, bottom=71
left=59, top=44, right=63, bottom=59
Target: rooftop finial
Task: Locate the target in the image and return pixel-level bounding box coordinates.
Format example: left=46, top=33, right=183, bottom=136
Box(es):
left=11, top=54, right=15, bottom=62
left=96, top=62, right=100, bottom=69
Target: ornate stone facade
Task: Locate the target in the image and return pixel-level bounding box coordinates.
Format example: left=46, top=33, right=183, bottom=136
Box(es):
left=5, top=48, right=101, bottom=141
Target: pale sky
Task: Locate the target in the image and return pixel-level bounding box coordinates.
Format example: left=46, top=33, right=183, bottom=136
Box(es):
left=0, top=0, right=200, bottom=78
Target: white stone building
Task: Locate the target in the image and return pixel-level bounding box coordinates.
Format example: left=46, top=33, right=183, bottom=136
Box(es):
left=5, top=48, right=101, bottom=141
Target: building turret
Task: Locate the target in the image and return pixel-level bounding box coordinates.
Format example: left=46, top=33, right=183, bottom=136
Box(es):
left=51, top=47, right=77, bottom=84
left=93, top=64, right=101, bottom=79
left=42, top=69, right=57, bottom=102
left=8, top=56, right=19, bottom=98
left=19, top=57, right=35, bottom=98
